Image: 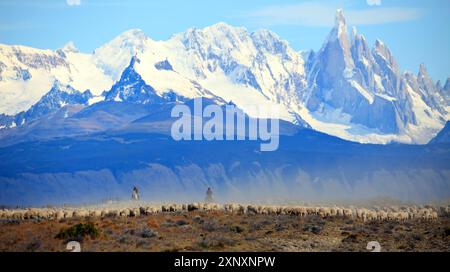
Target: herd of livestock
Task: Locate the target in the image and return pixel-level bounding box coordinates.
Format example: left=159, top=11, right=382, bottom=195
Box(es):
left=1, top=202, right=448, bottom=222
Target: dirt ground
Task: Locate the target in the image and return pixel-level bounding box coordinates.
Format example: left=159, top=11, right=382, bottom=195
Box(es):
left=0, top=211, right=449, bottom=252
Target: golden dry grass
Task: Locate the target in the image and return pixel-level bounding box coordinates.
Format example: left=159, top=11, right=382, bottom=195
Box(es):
left=0, top=211, right=449, bottom=252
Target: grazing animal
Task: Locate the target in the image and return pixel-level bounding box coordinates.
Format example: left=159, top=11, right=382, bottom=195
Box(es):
left=1, top=202, right=444, bottom=223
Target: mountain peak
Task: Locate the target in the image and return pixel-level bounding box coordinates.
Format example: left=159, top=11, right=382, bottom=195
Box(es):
left=52, top=79, right=63, bottom=88
left=374, top=39, right=386, bottom=50
left=251, top=28, right=285, bottom=44
left=104, top=56, right=163, bottom=104
left=51, top=79, right=78, bottom=95
left=317, top=8, right=354, bottom=70
left=252, top=28, right=278, bottom=38
left=444, top=77, right=450, bottom=91
left=129, top=55, right=140, bottom=67
left=108, top=28, right=149, bottom=49
left=418, top=63, right=429, bottom=78
left=372, top=38, right=394, bottom=63
left=118, top=56, right=141, bottom=82
left=251, top=28, right=289, bottom=54
left=120, top=28, right=146, bottom=38
left=335, top=9, right=346, bottom=27
left=350, top=26, right=367, bottom=45
left=326, top=9, right=349, bottom=43
left=201, top=22, right=247, bottom=37
left=52, top=79, right=69, bottom=89
left=93, top=29, right=149, bottom=81
left=351, top=26, right=357, bottom=37
left=209, top=21, right=234, bottom=30
left=61, top=41, right=79, bottom=53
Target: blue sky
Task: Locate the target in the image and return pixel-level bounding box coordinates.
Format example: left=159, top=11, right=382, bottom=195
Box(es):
left=0, top=0, right=449, bottom=82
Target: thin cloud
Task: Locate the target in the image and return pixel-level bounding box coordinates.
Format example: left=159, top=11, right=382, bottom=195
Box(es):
left=347, top=8, right=421, bottom=25
left=66, top=0, right=81, bottom=6
left=367, top=0, right=382, bottom=6
left=0, top=22, right=44, bottom=31
left=246, top=2, right=422, bottom=27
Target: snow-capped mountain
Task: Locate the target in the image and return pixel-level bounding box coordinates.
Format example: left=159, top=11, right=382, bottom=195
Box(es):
left=0, top=10, right=448, bottom=144
left=303, top=10, right=448, bottom=143
left=103, top=56, right=164, bottom=104
left=93, top=29, right=149, bottom=81
left=0, top=42, right=112, bottom=116
left=0, top=80, right=91, bottom=129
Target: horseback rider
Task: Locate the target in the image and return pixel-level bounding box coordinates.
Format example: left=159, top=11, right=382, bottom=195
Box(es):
left=132, top=186, right=140, bottom=201
left=205, top=187, right=213, bottom=203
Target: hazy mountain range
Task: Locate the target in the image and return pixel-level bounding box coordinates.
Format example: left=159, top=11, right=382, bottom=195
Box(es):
left=0, top=10, right=449, bottom=206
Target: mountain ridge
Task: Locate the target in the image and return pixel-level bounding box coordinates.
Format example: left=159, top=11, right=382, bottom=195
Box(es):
left=0, top=10, right=448, bottom=144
